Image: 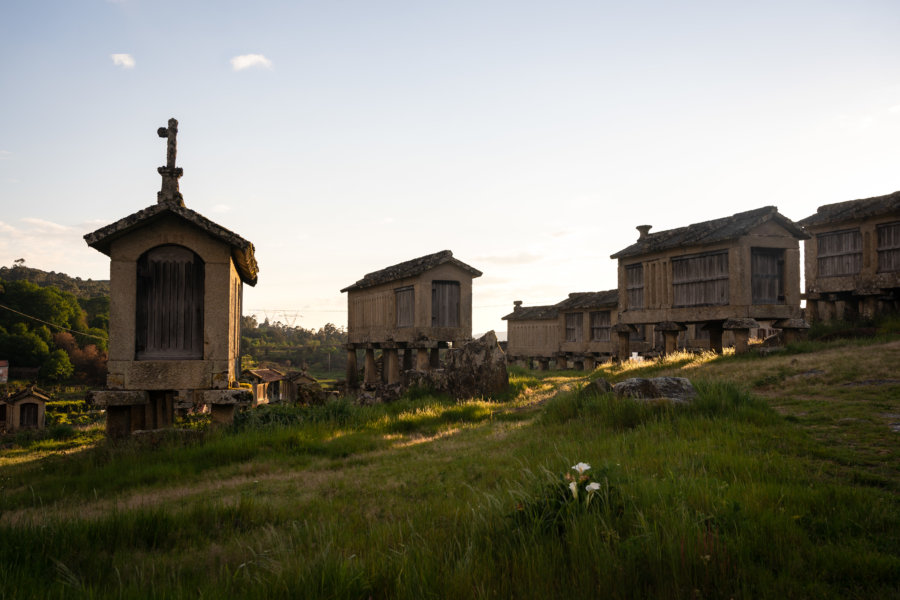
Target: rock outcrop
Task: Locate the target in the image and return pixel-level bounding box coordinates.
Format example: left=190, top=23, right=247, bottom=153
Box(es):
left=613, top=377, right=697, bottom=404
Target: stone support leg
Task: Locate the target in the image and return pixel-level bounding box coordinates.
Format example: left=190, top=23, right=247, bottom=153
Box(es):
left=385, top=349, right=401, bottom=385
left=106, top=405, right=132, bottom=439
left=537, top=359, right=549, bottom=371
left=416, top=348, right=430, bottom=371
left=430, top=348, right=440, bottom=369
left=556, top=354, right=567, bottom=370
left=617, top=331, right=631, bottom=361
left=583, top=356, right=596, bottom=371
left=663, top=331, right=679, bottom=355
left=346, top=349, right=358, bottom=387
left=364, top=349, right=378, bottom=385
left=707, top=325, right=724, bottom=354
left=731, top=328, right=751, bottom=354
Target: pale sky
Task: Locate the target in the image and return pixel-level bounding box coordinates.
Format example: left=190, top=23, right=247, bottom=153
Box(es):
left=2, top=0, right=900, bottom=334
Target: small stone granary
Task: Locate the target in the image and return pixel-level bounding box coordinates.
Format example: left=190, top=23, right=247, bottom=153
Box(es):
left=1, top=386, right=49, bottom=431
left=503, top=291, right=654, bottom=370
left=242, top=367, right=285, bottom=404
left=84, top=119, right=257, bottom=437
left=610, top=206, right=810, bottom=356
left=341, top=250, right=482, bottom=387
left=798, top=191, right=900, bottom=321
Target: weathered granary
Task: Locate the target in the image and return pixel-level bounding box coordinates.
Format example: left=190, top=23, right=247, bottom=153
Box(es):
left=85, top=119, right=257, bottom=437
left=799, top=191, right=900, bottom=321
left=503, top=291, right=653, bottom=370
left=555, top=290, right=647, bottom=369
left=502, top=302, right=559, bottom=369
left=341, top=250, right=482, bottom=386
left=1, top=386, right=48, bottom=431
left=610, top=206, right=809, bottom=356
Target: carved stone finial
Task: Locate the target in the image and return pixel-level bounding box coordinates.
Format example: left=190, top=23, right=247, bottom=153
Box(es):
left=157, top=117, right=184, bottom=206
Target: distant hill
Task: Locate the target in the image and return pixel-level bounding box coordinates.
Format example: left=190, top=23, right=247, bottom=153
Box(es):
left=0, top=265, right=109, bottom=298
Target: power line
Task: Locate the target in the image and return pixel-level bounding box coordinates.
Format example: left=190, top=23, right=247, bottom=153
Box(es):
left=0, top=303, right=108, bottom=341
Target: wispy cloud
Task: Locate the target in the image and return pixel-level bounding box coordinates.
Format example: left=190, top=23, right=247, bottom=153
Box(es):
left=0, top=150, right=11, bottom=160
left=111, top=53, right=135, bottom=69
left=231, top=54, right=272, bottom=71
left=212, top=204, right=232, bottom=213
left=20, top=218, right=72, bottom=232
left=474, top=252, right=542, bottom=266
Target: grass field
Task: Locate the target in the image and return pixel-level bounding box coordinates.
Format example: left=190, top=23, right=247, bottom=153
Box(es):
left=1, top=338, right=898, bottom=599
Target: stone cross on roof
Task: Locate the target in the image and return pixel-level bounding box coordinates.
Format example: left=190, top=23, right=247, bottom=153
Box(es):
left=157, top=117, right=185, bottom=206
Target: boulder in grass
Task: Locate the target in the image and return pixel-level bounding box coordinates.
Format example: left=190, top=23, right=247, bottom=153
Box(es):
left=445, top=331, right=510, bottom=400
left=613, top=376, right=696, bottom=405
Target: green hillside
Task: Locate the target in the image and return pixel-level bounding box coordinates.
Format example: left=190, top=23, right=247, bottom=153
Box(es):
left=1, top=337, right=898, bottom=598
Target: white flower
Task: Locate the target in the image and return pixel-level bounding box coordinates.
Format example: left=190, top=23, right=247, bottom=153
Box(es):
left=569, top=481, right=578, bottom=499
left=572, top=462, right=591, bottom=475
left=586, top=482, right=601, bottom=493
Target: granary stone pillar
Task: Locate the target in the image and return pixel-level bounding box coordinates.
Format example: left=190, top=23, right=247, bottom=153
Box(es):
left=583, top=356, right=596, bottom=371
left=430, top=348, right=440, bottom=369
left=345, top=348, right=358, bottom=387
left=612, top=323, right=633, bottom=361
left=774, top=318, right=810, bottom=346
left=859, top=292, right=880, bottom=320
left=416, top=348, right=430, bottom=371
left=556, top=354, right=567, bottom=370
left=703, top=321, right=724, bottom=354
left=655, top=322, right=686, bottom=356
left=723, top=318, right=760, bottom=355
left=384, top=349, right=401, bottom=385
left=364, top=349, right=378, bottom=385
left=537, top=358, right=549, bottom=371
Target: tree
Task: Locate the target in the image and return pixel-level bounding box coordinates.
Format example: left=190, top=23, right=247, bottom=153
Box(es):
left=41, top=349, right=74, bottom=381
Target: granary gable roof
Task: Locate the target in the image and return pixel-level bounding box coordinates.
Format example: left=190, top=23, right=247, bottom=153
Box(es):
left=83, top=202, right=259, bottom=286
left=340, top=250, right=482, bottom=293
left=5, top=386, right=50, bottom=404
left=610, top=206, right=809, bottom=260
left=553, top=290, right=618, bottom=311
left=501, top=304, right=559, bottom=321
left=797, top=190, right=900, bottom=229
left=243, top=368, right=285, bottom=383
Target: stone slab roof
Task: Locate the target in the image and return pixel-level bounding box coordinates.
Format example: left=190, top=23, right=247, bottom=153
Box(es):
left=553, top=290, right=618, bottom=311
left=501, top=304, right=559, bottom=321
left=84, top=202, right=259, bottom=286
left=611, top=206, right=809, bottom=260
left=797, top=190, right=900, bottom=228
left=5, top=386, right=50, bottom=404
left=341, top=250, right=482, bottom=293
left=243, top=368, right=285, bottom=383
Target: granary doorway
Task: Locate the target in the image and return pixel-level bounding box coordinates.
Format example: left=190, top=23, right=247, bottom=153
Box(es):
left=20, top=403, right=38, bottom=428
left=432, top=281, right=460, bottom=327
left=135, top=245, right=205, bottom=360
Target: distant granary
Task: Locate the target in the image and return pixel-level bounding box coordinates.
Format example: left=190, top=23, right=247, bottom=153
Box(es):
left=242, top=367, right=285, bottom=404
left=610, top=206, right=810, bottom=356
left=1, top=386, right=49, bottom=431
left=503, top=291, right=652, bottom=370
left=84, top=118, right=257, bottom=437
left=341, top=250, right=482, bottom=386
left=799, top=191, right=900, bottom=321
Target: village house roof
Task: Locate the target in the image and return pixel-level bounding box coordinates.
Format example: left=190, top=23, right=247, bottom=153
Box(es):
left=553, top=290, right=618, bottom=311
left=610, top=206, right=809, bottom=260
left=797, top=190, right=900, bottom=228
left=5, top=386, right=50, bottom=404
left=83, top=202, right=259, bottom=286
left=243, top=368, right=285, bottom=383
left=502, top=305, right=559, bottom=321
left=340, top=250, right=482, bottom=293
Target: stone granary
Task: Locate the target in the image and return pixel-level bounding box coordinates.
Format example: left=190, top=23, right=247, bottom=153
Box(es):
left=503, top=291, right=653, bottom=369
left=242, top=367, right=285, bottom=404
left=610, top=206, right=810, bottom=356
left=798, top=191, right=900, bottom=322
left=341, top=250, right=482, bottom=386
left=84, top=118, right=257, bottom=437
left=554, top=290, right=643, bottom=368
left=1, top=386, right=49, bottom=432
left=502, top=302, right=559, bottom=370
